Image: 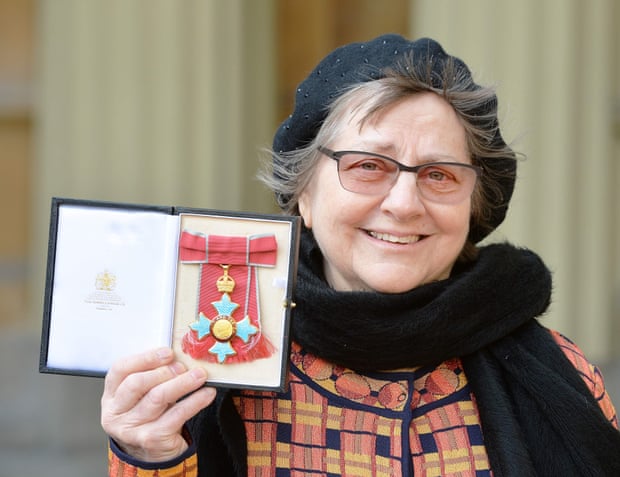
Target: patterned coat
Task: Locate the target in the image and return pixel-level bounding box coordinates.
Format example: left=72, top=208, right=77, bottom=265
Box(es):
left=108, top=331, right=618, bottom=477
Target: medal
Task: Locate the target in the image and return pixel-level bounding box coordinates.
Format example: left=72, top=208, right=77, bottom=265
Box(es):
left=178, top=231, right=278, bottom=364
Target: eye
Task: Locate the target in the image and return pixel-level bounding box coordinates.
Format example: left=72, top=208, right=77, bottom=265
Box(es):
left=419, top=166, right=454, bottom=181
left=357, top=161, right=379, bottom=171
left=342, top=155, right=392, bottom=173
left=417, top=165, right=461, bottom=191
left=426, top=169, right=447, bottom=181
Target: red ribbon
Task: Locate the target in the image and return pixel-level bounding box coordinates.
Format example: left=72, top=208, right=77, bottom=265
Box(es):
left=178, top=231, right=278, bottom=364
left=179, top=232, right=278, bottom=266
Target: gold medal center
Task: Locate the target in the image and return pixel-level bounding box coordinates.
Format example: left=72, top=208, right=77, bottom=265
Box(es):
left=211, top=316, right=235, bottom=341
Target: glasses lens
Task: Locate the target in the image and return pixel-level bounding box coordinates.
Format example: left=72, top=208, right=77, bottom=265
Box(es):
left=416, top=163, right=478, bottom=204
left=337, top=153, right=398, bottom=195
left=335, top=152, right=478, bottom=204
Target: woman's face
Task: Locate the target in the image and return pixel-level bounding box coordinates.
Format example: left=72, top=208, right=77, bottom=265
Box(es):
left=298, top=92, right=472, bottom=293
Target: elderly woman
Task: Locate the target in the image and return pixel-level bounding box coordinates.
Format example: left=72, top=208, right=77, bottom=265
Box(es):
left=102, top=35, right=620, bottom=476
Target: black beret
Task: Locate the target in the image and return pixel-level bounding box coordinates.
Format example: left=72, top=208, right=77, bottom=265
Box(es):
left=273, top=34, right=516, bottom=243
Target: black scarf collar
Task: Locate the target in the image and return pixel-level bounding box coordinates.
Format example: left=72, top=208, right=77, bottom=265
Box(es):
left=291, top=230, right=552, bottom=371
left=289, top=230, right=620, bottom=476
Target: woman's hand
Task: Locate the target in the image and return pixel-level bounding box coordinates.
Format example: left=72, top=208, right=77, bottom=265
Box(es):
left=101, top=347, right=216, bottom=462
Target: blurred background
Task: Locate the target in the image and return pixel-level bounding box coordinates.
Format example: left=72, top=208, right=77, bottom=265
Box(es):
left=1, top=0, right=619, bottom=475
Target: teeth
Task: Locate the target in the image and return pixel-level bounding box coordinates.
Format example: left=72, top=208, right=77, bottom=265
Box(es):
left=369, top=231, right=420, bottom=244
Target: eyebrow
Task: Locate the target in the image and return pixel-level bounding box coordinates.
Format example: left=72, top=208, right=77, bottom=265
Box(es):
left=416, top=153, right=467, bottom=164
left=350, top=144, right=468, bottom=165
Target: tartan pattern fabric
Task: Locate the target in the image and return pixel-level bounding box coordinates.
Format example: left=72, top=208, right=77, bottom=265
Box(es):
left=409, top=399, right=489, bottom=476
left=550, top=329, right=618, bottom=428
left=234, top=344, right=491, bottom=477
left=108, top=332, right=618, bottom=476
left=108, top=447, right=198, bottom=477
left=235, top=336, right=618, bottom=477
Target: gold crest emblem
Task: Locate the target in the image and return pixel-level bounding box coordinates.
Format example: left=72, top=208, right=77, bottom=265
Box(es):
left=95, top=270, right=117, bottom=292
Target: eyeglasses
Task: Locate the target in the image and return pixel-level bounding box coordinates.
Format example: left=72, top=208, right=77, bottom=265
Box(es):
left=318, top=146, right=482, bottom=205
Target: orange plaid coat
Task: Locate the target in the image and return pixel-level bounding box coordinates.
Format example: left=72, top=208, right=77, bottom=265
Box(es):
left=109, top=332, right=618, bottom=477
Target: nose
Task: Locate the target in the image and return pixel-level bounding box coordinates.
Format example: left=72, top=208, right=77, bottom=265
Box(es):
left=380, top=171, right=426, bottom=220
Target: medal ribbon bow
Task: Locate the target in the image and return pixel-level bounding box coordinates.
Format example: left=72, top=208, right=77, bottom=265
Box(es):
left=179, top=232, right=278, bottom=266
left=179, top=231, right=278, bottom=364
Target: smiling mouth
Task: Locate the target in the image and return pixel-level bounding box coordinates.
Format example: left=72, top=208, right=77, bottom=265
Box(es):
left=367, top=231, right=423, bottom=244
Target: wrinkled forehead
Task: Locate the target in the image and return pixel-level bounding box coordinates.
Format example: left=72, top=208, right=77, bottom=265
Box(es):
left=319, top=81, right=456, bottom=145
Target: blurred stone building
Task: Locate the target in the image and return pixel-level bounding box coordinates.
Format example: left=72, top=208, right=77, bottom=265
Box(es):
left=1, top=1, right=618, bottom=475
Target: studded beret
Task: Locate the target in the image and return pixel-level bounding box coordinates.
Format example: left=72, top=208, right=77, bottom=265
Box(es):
left=273, top=34, right=516, bottom=243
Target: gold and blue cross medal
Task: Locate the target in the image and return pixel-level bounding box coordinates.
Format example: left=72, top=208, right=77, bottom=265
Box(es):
left=178, top=231, right=277, bottom=364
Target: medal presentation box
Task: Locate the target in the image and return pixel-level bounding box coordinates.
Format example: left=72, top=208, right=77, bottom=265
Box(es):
left=39, top=197, right=300, bottom=392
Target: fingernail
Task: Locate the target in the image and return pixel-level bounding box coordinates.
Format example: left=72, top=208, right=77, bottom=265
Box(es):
left=190, top=367, right=207, bottom=381
left=169, top=361, right=186, bottom=375
left=156, top=348, right=173, bottom=360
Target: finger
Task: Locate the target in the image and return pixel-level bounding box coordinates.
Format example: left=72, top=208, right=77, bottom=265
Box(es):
left=111, top=386, right=217, bottom=463
left=104, top=360, right=187, bottom=415
left=128, top=367, right=210, bottom=423
left=104, top=347, right=175, bottom=396
left=157, top=385, right=217, bottom=433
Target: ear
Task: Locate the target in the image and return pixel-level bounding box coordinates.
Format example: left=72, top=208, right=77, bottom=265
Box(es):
left=297, top=190, right=313, bottom=229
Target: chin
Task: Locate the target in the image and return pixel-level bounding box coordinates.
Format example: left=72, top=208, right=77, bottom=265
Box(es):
left=374, top=286, right=415, bottom=294
left=363, top=269, right=451, bottom=294
left=362, top=279, right=423, bottom=294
